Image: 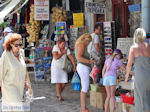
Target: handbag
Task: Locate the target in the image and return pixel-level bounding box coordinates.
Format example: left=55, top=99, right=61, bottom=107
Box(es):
left=62, top=54, right=73, bottom=73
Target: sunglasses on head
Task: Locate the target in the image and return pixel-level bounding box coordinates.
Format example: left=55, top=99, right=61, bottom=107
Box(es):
left=14, top=44, right=22, bottom=47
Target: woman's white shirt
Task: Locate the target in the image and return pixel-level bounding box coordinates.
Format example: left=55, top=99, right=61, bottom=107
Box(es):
left=0, top=49, right=26, bottom=103
left=51, top=45, right=71, bottom=68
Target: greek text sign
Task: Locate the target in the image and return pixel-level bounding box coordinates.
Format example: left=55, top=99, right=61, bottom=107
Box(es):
left=117, top=38, right=133, bottom=56
left=85, top=2, right=105, bottom=14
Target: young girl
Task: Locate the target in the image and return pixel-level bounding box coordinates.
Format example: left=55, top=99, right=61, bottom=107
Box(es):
left=102, top=49, right=125, bottom=112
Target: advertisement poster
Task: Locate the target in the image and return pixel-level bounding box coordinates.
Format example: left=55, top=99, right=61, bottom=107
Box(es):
left=117, top=38, right=133, bottom=57
left=85, top=2, right=105, bottom=14
left=56, top=22, right=66, bottom=34
left=103, top=21, right=111, bottom=36
left=34, top=0, right=49, bottom=20
left=73, top=13, right=84, bottom=28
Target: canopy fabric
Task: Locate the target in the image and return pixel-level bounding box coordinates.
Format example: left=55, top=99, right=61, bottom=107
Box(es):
left=6, top=0, right=29, bottom=18
left=0, top=0, right=20, bottom=24
left=0, top=0, right=10, bottom=8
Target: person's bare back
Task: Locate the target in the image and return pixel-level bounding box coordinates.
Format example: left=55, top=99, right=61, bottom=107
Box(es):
left=131, top=43, right=150, bottom=58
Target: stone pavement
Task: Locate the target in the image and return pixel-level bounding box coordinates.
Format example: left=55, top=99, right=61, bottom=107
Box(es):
left=30, top=74, right=104, bottom=112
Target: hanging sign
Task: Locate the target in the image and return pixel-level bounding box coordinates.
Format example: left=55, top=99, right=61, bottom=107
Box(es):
left=73, top=13, right=84, bottom=28
left=85, top=2, right=105, bottom=14
left=56, top=22, right=66, bottom=34
left=34, top=0, right=49, bottom=20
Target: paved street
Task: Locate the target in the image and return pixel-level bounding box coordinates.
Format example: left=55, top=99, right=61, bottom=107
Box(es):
left=30, top=74, right=103, bottom=112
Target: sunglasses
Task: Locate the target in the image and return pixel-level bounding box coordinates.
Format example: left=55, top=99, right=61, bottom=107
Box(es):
left=14, top=44, right=23, bottom=47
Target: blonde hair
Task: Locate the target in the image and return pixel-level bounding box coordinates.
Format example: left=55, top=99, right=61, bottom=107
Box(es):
left=107, top=52, right=120, bottom=72
left=3, top=33, right=22, bottom=51
left=75, top=33, right=92, bottom=46
left=133, top=28, right=146, bottom=44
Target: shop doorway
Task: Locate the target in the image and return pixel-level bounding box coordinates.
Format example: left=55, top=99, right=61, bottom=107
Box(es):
left=94, top=14, right=105, bottom=25
left=112, top=0, right=132, bottom=38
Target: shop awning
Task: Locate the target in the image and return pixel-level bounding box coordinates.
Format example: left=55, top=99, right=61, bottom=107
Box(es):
left=0, top=0, right=20, bottom=24
left=0, top=0, right=10, bottom=8
left=6, top=0, right=29, bottom=18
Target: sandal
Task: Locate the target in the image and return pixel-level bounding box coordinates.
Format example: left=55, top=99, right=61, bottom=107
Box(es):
left=80, top=109, right=93, bottom=112
left=85, top=109, right=93, bottom=112
left=58, top=97, right=64, bottom=102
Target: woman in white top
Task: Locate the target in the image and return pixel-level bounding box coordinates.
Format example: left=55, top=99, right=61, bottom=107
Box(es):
left=51, top=38, right=76, bottom=102
left=0, top=33, right=32, bottom=109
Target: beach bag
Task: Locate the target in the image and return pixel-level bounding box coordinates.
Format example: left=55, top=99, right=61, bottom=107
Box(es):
left=89, top=65, right=99, bottom=80
left=62, top=54, right=73, bottom=73
left=71, top=71, right=80, bottom=91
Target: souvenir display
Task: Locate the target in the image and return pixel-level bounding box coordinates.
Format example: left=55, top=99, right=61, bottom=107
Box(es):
left=26, top=5, right=40, bottom=43
left=52, top=7, right=67, bottom=25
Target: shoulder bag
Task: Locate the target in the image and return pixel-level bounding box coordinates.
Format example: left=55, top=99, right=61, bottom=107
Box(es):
left=61, top=52, right=73, bottom=73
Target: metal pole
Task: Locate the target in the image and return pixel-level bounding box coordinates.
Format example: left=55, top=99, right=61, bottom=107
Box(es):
left=142, top=0, right=150, bottom=33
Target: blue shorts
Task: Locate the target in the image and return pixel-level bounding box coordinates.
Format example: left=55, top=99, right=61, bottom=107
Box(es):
left=103, top=76, right=116, bottom=86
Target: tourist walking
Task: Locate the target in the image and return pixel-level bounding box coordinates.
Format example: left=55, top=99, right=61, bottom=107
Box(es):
left=0, top=27, right=12, bottom=57
left=102, top=49, right=125, bottom=112
left=75, top=33, right=94, bottom=112
left=0, top=33, right=32, bottom=110
left=51, top=38, right=76, bottom=102
left=125, top=28, right=150, bottom=112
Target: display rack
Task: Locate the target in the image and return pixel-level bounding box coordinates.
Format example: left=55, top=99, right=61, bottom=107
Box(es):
left=34, top=47, right=53, bottom=82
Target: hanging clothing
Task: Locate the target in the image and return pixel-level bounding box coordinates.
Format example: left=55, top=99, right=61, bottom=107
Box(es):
left=134, top=56, right=150, bottom=112
left=0, top=49, right=26, bottom=103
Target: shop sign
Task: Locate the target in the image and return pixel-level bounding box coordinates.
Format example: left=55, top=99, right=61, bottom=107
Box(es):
left=34, top=0, right=49, bottom=20
left=117, top=38, right=133, bottom=57
left=56, top=22, right=66, bottom=34
left=85, top=2, right=105, bottom=14
left=128, top=4, right=141, bottom=12
left=73, top=13, right=84, bottom=28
